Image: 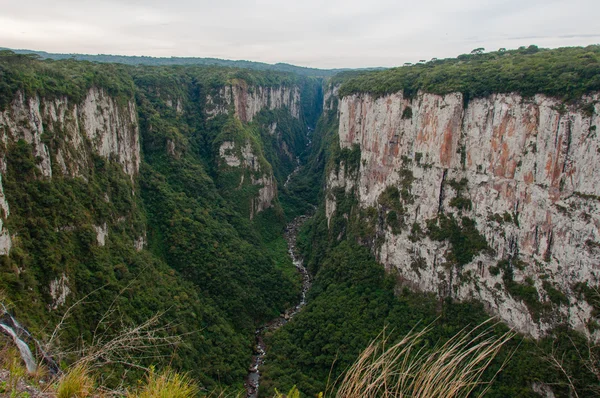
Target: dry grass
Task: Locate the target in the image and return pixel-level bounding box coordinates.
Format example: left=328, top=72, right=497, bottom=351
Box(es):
left=56, top=364, right=95, bottom=398
left=128, top=367, right=199, bottom=398
left=335, top=320, right=514, bottom=398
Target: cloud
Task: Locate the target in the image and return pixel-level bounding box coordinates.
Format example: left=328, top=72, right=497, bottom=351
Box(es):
left=0, top=0, right=599, bottom=68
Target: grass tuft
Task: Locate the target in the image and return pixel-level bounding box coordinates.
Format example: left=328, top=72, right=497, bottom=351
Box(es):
left=129, top=367, right=199, bottom=398
left=335, top=319, right=514, bottom=398
left=56, top=364, right=95, bottom=398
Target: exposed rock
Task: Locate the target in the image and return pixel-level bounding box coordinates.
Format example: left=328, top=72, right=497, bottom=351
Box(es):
left=219, top=141, right=242, bottom=167
left=251, top=174, right=276, bottom=217
left=219, top=140, right=277, bottom=218
left=268, top=122, right=278, bottom=135
left=94, top=223, right=108, bottom=246
left=323, top=84, right=340, bottom=112
left=0, top=174, right=11, bottom=255
left=0, top=92, right=53, bottom=177
left=81, top=88, right=140, bottom=179
left=0, top=88, right=141, bottom=255
left=49, top=273, right=70, bottom=310
left=532, top=382, right=556, bottom=398
left=219, top=140, right=262, bottom=170
left=0, top=88, right=140, bottom=180
left=166, top=139, right=177, bottom=157
left=134, top=232, right=146, bottom=251
left=165, top=97, right=184, bottom=114
left=328, top=90, right=600, bottom=339
left=206, top=83, right=301, bottom=122
left=0, top=370, right=45, bottom=397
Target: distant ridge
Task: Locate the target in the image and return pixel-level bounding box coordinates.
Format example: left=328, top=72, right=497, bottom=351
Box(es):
left=0, top=47, right=372, bottom=77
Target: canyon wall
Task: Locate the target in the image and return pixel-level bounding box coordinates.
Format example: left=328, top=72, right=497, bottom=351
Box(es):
left=219, top=140, right=276, bottom=218
left=326, top=90, right=600, bottom=338
left=207, top=82, right=304, bottom=217
left=206, top=83, right=301, bottom=122
left=0, top=88, right=140, bottom=180
left=0, top=88, right=141, bottom=255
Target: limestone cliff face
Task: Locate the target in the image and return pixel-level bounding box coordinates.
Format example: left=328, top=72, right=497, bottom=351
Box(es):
left=0, top=88, right=140, bottom=179
left=0, top=88, right=141, bottom=254
left=206, top=83, right=301, bottom=122
left=219, top=140, right=276, bottom=218
left=323, top=84, right=340, bottom=112
left=327, top=90, right=600, bottom=338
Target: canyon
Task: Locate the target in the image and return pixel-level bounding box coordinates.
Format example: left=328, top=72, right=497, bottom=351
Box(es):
left=1, top=47, right=600, bottom=396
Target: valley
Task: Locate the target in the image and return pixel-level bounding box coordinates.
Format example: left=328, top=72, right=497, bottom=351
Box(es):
left=1, top=45, right=600, bottom=397
left=246, top=214, right=312, bottom=398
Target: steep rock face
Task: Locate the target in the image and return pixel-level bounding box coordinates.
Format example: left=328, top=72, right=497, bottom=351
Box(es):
left=323, top=84, right=340, bottom=112
left=0, top=88, right=141, bottom=254
left=0, top=88, right=140, bottom=179
left=80, top=88, right=140, bottom=178
left=252, top=174, right=277, bottom=216
left=328, top=90, right=600, bottom=338
left=219, top=140, right=276, bottom=218
left=0, top=174, right=10, bottom=255
left=49, top=273, right=70, bottom=310
left=206, top=83, right=301, bottom=122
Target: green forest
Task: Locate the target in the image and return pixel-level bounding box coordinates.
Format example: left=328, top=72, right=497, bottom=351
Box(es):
left=338, top=45, right=600, bottom=102
left=0, top=47, right=350, bottom=78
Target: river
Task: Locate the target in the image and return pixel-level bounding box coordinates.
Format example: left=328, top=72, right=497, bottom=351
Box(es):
left=244, top=214, right=312, bottom=398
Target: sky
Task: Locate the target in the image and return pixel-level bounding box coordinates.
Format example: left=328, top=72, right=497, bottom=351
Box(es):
left=1, top=0, right=599, bottom=69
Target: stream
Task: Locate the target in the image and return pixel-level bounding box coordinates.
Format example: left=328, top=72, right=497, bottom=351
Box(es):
left=244, top=214, right=312, bottom=398
left=0, top=304, right=60, bottom=375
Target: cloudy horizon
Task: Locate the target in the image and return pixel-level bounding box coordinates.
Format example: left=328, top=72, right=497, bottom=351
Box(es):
left=1, top=0, right=599, bottom=69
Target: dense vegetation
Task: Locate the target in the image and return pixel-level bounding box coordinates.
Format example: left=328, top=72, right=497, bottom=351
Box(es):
left=260, top=239, right=600, bottom=397
left=0, top=52, right=322, bottom=390
left=0, top=47, right=349, bottom=77
left=339, top=45, right=600, bottom=101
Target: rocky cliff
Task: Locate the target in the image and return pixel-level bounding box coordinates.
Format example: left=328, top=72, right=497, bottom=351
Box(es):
left=219, top=139, right=276, bottom=218
left=0, top=57, right=318, bottom=388
left=206, top=82, right=301, bottom=122
left=206, top=81, right=306, bottom=217
left=0, top=88, right=140, bottom=179
left=0, top=88, right=141, bottom=255
left=326, top=90, right=600, bottom=338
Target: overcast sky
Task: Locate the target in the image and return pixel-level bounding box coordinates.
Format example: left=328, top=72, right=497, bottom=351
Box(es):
left=1, top=0, right=599, bottom=69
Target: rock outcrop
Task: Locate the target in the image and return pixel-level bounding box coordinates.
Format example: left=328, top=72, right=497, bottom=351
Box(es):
left=327, top=90, right=600, bottom=338
left=0, top=88, right=141, bottom=255
left=0, top=88, right=140, bottom=179
left=206, top=83, right=301, bottom=122
left=219, top=140, right=276, bottom=218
